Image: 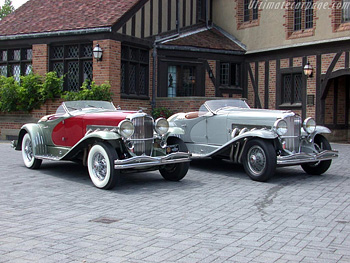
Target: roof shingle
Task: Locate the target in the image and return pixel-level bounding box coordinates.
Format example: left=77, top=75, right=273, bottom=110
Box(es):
left=161, top=27, right=245, bottom=52
left=0, top=0, right=139, bottom=36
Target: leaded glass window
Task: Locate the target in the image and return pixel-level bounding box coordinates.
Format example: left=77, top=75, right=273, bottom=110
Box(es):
left=68, top=62, right=79, bottom=92
left=121, top=45, right=149, bottom=98
left=282, top=73, right=302, bottom=104
left=0, top=65, right=7, bottom=76
left=0, top=48, right=32, bottom=79
left=50, top=43, right=93, bottom=91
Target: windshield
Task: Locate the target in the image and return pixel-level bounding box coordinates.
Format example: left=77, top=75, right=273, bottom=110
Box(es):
left=204, top=99, right=250, bottom=113
left=60, top=101, right=116, bottom=114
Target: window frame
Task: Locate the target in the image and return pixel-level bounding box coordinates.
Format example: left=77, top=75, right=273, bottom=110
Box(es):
left=243, top=0, right=259, bottom=23
left=121, top=45, right=149, bottom=99
left=285, top=0, right=316, bottom=39
left=167, top=64, right=198, bottom=97
left=342, top=0, right=350, bottom=23
left=0, top=48, right=33, bottom=81
left=280, top=72, right=303, bottom=107
left=219, top=62, right=241, bottom=88
left=158, top=59, right=205, bottom=98
left=49, top=43, right=93, bottom=92
left=331, top=0, right=350, bottom=32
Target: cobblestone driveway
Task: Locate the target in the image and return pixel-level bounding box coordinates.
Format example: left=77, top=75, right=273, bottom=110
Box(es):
left=0, top=142, right=349, bottom=263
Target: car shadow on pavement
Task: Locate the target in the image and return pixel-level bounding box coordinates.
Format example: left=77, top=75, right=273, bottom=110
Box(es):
left=189, top=157, right=336, bottom=184
left=36, top=161, right=203, bottom=193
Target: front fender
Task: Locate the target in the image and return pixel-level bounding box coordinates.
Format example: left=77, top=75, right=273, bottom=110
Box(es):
left=168, top=126, right=185, bottom=137
left=218, top=129, right=277, bottom=153
left=61, top=131, right=122, bottom=160
left=315, top=125, right=331, bottom=134
left=196, top=129, right=277, bottom=158
left=301, top=125, right=332, bottom=137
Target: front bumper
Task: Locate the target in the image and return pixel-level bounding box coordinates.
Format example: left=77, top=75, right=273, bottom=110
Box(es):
left=277, top=150, right=338, bottom=166
left=114, top=152, right=191, bottom=169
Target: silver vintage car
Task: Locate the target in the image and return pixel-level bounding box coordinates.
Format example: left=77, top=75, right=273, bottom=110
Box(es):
left=168, top=99, right=338, bottom=182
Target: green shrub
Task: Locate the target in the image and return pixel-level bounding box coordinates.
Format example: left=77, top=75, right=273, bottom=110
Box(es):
left=152, top=107, right=174, bottom=119
left=0, top=76, right=20, bottom=112
left=0, top=72, right=63, bottom=112
left=17, top=74, right=43, bottom=111
left=41, top=72, right=64, bottom=101
left=62, top=81, right=112, bottom=101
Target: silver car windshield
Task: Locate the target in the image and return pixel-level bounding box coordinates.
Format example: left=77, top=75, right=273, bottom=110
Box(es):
left=204, top=99, right=250, bottom=113
left=60, top=101, right=116, bottom=114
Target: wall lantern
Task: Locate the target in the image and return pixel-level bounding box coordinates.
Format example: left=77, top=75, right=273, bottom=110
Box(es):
left=303, top=61, right=313, bottom=77
left=93, top=44, right=103, bottom=61
left=208, top=69, right=214, bottom=79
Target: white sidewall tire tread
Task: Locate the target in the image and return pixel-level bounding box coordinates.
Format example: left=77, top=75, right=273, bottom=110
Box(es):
left=88, top=144, right=112, bottom=189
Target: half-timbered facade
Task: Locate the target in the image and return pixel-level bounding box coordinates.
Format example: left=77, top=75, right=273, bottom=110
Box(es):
left=0, top=0, right=350, bottom=142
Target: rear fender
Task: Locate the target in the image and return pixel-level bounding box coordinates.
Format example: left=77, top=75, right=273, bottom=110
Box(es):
left=15, top=124, right=45, bottom=155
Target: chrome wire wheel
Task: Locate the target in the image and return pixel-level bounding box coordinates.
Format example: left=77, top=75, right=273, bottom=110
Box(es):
left=23, top=136, right=33, bottom=163
left=92, top=152, right=107, bottom=181
left=247, top=145, right=266, bottom=176
left=87, top=142, right=119, bottom=190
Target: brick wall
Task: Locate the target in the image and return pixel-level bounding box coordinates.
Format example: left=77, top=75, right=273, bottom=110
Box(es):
left=32, top=44, right=48, bottom=76
left=93, top=39, right=121, bottom=104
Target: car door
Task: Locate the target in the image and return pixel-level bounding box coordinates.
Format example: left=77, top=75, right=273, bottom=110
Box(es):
left=206, top=113, right=229, bottom=145
left=52, top=116, right=83, bottom=147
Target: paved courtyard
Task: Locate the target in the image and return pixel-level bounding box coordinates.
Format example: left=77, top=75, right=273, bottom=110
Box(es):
left=0, top=141, right=349, bottom=263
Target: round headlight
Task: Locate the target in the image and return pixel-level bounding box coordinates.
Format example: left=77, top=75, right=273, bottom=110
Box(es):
left=303, top=117, right=316, bottom=134
left=154, top=118, right=169, bottom=135
left=118, top=120, right=134, bottom=138
left=274, top=119, right=288, bottom=136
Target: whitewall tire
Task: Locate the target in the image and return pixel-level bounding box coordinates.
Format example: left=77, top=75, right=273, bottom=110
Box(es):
left=87, top=142, right=119, bottom=190
left=21, top=133, right=42, bottom=169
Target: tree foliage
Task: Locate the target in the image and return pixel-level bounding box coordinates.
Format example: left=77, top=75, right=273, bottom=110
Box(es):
left=0, top=0, right=14, bottom=20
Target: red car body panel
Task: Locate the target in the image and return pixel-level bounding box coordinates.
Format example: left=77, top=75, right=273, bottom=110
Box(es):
left=52, top=111, right=136, bottom=147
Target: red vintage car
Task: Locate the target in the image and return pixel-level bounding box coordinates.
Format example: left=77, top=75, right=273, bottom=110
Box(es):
left=13, top=101, right=190, bottom=189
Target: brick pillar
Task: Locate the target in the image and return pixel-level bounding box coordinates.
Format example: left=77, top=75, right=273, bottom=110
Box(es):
left=93, top=40, right=121, bottom=105
left=32, top=44, right=48, bottom=76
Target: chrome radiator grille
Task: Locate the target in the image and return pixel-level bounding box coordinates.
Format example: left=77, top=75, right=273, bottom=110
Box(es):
left=282, top=115, right=301, bottom=153
left=131, top=116, right=154, bottom=156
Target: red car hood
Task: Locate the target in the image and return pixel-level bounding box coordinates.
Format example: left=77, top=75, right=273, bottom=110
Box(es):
left=81, top=110, right=137, bottom=126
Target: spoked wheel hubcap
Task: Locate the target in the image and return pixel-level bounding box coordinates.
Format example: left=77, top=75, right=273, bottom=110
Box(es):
left=247, top=145, right=266, bottom=176
left=24, top=139, right=33, bottom=162
left=92, top=152, right=107, bottom=181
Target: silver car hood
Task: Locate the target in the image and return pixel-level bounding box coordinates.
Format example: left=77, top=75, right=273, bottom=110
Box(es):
left=222, top=108, right=296, bottom=127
